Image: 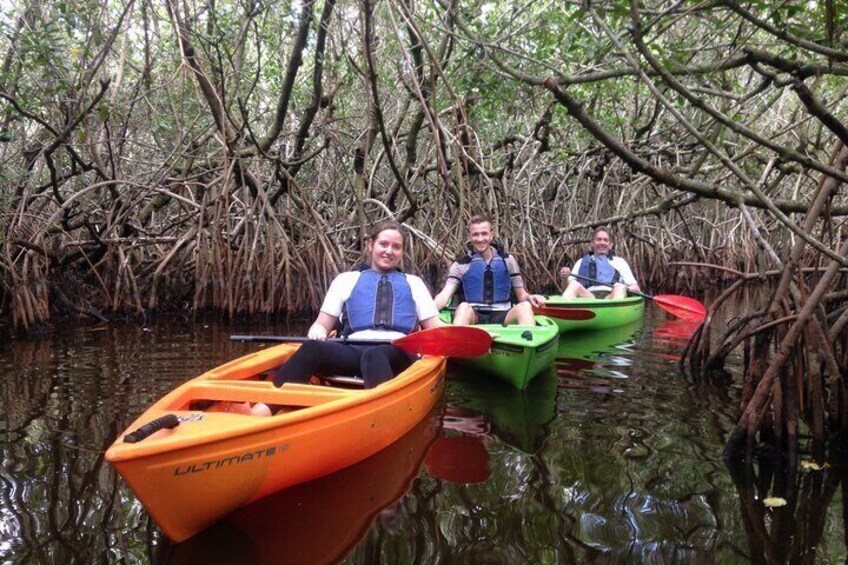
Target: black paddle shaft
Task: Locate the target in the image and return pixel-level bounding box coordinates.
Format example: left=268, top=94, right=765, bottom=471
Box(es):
left=230, top=335, right=392, bottom=345
left=571, top=274, right=653, bottom=300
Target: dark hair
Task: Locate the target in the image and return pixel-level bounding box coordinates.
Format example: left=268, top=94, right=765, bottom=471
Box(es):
left=593, top=227, right=611, bottom=239
left=467, top=214, right=493, bottom=231
left=369, top=220, right=406, bottom=243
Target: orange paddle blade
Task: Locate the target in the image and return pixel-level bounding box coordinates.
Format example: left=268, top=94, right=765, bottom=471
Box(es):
left=393, top=326, right=492, bottom=357
left=652, top=295, right=707, bottom=320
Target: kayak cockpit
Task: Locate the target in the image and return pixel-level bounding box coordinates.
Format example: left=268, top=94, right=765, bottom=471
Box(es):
left=163, top=380, right=362, bottom=414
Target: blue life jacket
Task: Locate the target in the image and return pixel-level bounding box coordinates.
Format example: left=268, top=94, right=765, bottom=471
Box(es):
left=461, top=248, right=512, bottom=305
left=342, top=267, right=417, bottom=335
left=577, top=252, right=620, bottom=285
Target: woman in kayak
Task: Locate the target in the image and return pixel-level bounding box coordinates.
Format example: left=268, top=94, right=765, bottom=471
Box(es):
left=272, top=221, right=443, bottom=388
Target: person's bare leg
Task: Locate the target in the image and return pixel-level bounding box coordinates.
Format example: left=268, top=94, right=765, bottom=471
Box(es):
left=452, top=302, right=478, bottom=325
left=562, top=280, right=594, bottom=299
left=505, top=301, right=536, bottom=325
left=607, top=283, right=628, bottom=299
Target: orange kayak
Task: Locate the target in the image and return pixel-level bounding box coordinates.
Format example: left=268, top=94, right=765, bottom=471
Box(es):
left=105, top=343, right=446, bottom=542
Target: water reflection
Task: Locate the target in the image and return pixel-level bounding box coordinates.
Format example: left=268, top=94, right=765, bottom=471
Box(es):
left=0, top=320, right=273, bottom=561
left=652, top=318, right=702, bottom=343
left=425, top=407, right=491, bottom=484
left=446, top=368, right=558, bottom=454
left=162, top=406, right=441, bottom=564
left=556, top=321, right=643, bottom=391
left=1, top=314, right=846, bottom=562
left=725, top=442, right=848, bottom=564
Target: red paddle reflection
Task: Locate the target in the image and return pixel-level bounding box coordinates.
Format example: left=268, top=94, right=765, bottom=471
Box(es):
left=653, top=318, right=701, bottom=341
left=425, top=406, right=491, bottom=484
left=425, top=435, right=491, bottom=484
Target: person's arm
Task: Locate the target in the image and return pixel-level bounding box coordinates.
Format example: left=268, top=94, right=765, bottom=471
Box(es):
left=561, top=258, right=582, bottom=282
left=514, top=287, right=530, bottom=303
left=433, top=262, right=462, bottom=310
left=410, top=276, right=445, bottom=327
left=507, top=256, right=545, bottom=306
left=419, top=315, right=444, bottom=329
left=307, top=311, right=338, bottom=340
left=308, top=272, right=353, bottom=339
left=614, top=258, right=641, bottom=292
left=433, top=284, right=456, bottom=311
left=514, top=286, right=546, bottom=307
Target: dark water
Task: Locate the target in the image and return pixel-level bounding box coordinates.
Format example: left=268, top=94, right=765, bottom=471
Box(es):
left=1, top=313, right=845, bottom=563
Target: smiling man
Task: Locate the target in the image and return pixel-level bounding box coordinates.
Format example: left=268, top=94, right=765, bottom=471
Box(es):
left=559, top=227, right=640, bottom=300
left=434, top=215, right=545, bottom=325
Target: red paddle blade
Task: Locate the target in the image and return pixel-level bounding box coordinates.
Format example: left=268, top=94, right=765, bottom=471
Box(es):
left=393, top=326, right=492, bottom=357
left=533, top=306, right=597, bottom=320
left=652, top=295, right=707, bottom=320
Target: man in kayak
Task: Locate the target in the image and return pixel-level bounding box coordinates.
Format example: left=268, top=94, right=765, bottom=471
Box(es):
left=434, top=214, right=545, bottom=325
left=273, top=221, right=443, bottom=389
left=559, top=227, right=640, bottom=299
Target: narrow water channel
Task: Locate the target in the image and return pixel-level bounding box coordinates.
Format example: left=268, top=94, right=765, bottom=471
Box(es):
left=0, top=312, right=845, bottom=563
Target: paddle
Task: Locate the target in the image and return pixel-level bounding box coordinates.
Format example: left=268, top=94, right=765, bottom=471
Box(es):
left=443, top=305, right=596, bottom=322
left=568, top=274, right=707, bottom=320
left=230, top=325, right=493, bottom=357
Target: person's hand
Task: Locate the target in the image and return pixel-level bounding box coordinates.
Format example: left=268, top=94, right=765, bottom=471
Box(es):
left=559, top=266, right=571, bottom=279
left=307, top=323, right=328, bottom=340
left=529, top=294, right=546, bottom=307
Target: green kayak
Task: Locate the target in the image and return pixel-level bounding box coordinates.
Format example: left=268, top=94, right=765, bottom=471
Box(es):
left=440, top=312, right=560, bottom=389
left=535, top=295, right=645, bottom=333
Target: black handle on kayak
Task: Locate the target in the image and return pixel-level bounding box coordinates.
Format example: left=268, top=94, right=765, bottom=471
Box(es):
left=124, top=414, right=180, bottom=443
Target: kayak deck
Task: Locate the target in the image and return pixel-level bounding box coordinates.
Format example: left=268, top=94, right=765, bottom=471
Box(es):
left=445, top=314, right=560, bottom=389
left=536, top=295, right=645, bottom=333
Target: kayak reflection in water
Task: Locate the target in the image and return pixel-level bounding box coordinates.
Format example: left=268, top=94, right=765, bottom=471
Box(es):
left=273, top=221, right=443, bottom=389
left=560, top=227, right=640, bottom=300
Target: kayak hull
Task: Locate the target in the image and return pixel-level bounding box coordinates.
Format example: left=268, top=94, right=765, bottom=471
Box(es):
left=442, top=313, right=560, bottom=389
left=536, top=295, right=645, bottom=333
left=105, top=344, right=446, bottom=542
